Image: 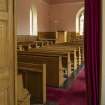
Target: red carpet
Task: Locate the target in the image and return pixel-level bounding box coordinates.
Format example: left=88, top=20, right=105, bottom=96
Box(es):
left=47, top=68, right=87, bottom=105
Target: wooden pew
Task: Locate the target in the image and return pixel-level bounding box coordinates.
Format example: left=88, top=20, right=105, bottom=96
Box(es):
left=43, top=43, right=84, bottom=65
left=17, top=42, right=34, bottom=51
left=21, top=44, right=79, bottom=71
left=18, top=62, right=46, bottom=104
left=33, top=45, right=81, bottom=69
left=20, top=42, right=83, bottom=70
left=43, top=42, right=84, bottom=67
left=23, top=45, right=78, bottom=73
left=17, top=40, right=55, bottom=51
left=18, top=46, right=78, bottom=87
left=18, top=52, right=65, bottom=87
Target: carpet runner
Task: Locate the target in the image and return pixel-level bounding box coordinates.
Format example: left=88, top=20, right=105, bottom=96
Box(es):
left=47, top=68, right=87, bottom=105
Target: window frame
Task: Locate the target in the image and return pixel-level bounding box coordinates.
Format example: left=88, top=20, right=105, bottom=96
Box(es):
left=76, top=7, right=84, bottom=36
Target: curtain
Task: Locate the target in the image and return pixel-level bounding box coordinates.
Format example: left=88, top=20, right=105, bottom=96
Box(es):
left=84, top=0, right=101, bottom=105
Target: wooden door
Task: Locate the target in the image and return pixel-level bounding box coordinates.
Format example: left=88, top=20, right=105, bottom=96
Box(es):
left=0, top=0, right=16, bottom=105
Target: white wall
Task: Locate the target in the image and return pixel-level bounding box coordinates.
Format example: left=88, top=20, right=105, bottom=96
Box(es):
left=16, top=0, right=84, bottom=34
left=101, top=0, right=105, bottom=105
left=50, top=2, right=84, bottom=32
left=36, top=0, right=50, bottom=32
left=16, top=0, right=31, bottom=35
left=16, top=0, right=50, bottom=35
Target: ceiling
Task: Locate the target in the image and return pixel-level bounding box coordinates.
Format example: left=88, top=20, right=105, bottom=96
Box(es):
left=44, top=0, right=84, bottom=4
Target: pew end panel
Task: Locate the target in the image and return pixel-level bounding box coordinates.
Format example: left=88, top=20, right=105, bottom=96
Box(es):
left=18, top=63, right=46, bottom=104
left=18, top=53, right=65, bottom=88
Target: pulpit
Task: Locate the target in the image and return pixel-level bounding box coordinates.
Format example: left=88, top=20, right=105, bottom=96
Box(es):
left=56, top=31, right=67, bottom=43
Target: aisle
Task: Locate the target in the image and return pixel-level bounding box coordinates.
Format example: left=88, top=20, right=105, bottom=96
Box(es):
left=47, top=68, right=87, bottom=105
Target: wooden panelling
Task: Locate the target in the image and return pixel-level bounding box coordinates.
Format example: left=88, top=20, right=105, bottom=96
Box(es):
left=56, top=31, right=67, bottom=43
left=67, top=32, right=84, bottom=42
left=0, top=87, right=8, bottom=105
left=38, top=32, right=56, bottom=40
left=0, top=67, right=9, bottom=105
left=67, top=32, right=76, bottom=42
left=0, top=20, right=9, bottom=105
left=0, top=0, right=8, bottom=11
left=0, top=0, right=15, bottom=104
left=0, top=21, right=8, bottom=66
left=16, top=35, right=37, bottom=42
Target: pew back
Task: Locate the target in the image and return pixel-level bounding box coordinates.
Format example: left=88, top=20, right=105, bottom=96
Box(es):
left=18, top=53, right=64, bottom=87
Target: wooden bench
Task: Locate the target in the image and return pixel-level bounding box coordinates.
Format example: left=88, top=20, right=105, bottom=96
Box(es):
left=18, top=52, right=65, bottom=87
left=18, top=43, right=83, bottom=70
left=33, top=45, right=81, bottom=69
left=17, top=41, right=84, bottom=67
left=18, top=46, right=79, bottom=87
left=43, top=43, right=84, bottom=65
left=18, top=62, right=46, bottom=104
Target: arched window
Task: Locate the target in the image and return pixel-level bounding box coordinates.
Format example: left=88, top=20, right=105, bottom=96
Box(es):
left=30, top=8, right=37, bottom=36
left=76, top=7, right=84, bottom=35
